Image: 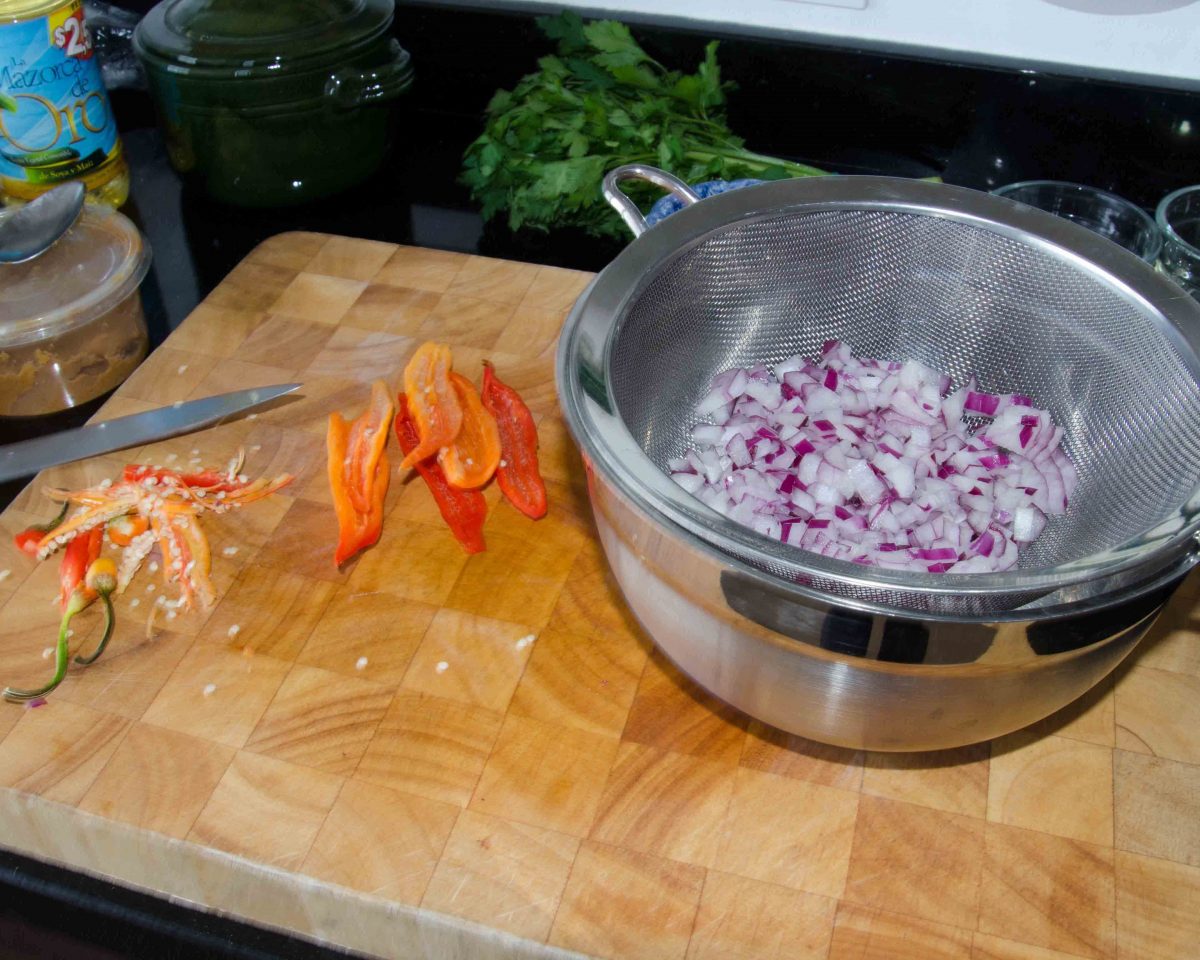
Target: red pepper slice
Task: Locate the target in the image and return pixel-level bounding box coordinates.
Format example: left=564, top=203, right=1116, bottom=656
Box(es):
left=123, top=464, right=244, bottom=493
left=400, top=342, right=463, bottom=470
left=481, top=361, right=547, bottom=520
left=396, top=394, right=487, bottom=554
left=328, top=381, right=394, bottom=567
left=59, top=527, right=103, bottom=611
left=13, top=500, right=70, bottom=557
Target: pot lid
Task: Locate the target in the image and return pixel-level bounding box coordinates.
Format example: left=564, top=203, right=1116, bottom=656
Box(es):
left=134, top=0, right=394, bottom=72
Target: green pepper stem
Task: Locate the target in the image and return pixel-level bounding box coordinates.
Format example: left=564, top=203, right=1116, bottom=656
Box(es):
left=74, top=592, right=114, bottom=666
left=3, top=599, right=80, bottom=702
left=42, top=500, right=70, bottom=532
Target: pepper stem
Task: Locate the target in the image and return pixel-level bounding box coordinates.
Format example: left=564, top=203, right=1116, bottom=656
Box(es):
left=73, top=591, right=114, bottom=666
left=44, top=499, right=70, bottom=531
left=3, top=595, right=82, bottom=702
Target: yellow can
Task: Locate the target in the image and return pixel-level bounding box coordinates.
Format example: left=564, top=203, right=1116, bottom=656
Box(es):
left=0, top=0, right=129, bottom=206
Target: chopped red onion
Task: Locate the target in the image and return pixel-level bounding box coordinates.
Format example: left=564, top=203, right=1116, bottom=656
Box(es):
left=668, top=342, right=1078, bottom=573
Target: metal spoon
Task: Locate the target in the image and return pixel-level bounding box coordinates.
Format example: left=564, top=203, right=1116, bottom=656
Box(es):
left=0, top=182, right=86, bottom=264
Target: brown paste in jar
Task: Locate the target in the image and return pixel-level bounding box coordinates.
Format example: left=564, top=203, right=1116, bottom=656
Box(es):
left=0, top=204, right=150, bottom=417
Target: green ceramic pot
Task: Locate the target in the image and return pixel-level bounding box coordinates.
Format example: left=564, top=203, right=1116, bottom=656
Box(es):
left=133, top=0, right=413, bottom=207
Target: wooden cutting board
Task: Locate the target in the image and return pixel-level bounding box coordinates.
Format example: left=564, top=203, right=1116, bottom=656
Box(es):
left=1, top=234, right=1198, bottom=960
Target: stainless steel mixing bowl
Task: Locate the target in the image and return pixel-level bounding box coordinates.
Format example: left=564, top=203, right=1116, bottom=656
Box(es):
left=590, top=467, right=1189, bottom=751
left=557, top=169, right=1200, bottom=751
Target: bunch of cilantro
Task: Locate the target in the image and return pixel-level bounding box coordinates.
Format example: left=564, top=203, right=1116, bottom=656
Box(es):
left=460, top=12, right=827, bottom=241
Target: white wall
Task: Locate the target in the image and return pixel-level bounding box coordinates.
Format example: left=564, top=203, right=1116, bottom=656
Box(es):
left=436, top=0, right=1200, bottom=91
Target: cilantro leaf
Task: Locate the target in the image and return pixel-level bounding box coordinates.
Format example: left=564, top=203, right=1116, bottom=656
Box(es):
left=460, top=12, right=828, bottom=240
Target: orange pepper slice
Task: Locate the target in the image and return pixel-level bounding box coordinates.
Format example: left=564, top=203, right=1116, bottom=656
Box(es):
left=438, top=372, right=501, bottom=489
left=107, top=514, right=150, bottom=547
left=400, top=342, right=462, bottom=470
left=328, top=380, right=394, bottom=567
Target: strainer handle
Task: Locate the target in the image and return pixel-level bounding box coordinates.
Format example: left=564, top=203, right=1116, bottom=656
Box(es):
left=602, top=164, right=702, bottom=238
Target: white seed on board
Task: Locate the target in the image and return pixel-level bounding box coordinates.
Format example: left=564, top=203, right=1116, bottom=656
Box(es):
left=435, top=661, right=449, bottom=674
left=355, top=656, right=368, bottom=671
left=202, top=683, right=217, bottom=697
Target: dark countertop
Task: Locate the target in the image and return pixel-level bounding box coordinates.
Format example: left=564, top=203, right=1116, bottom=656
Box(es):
left=3, top=3, right=1200, bottom=957
left=108, top=2, right=1200, bottom=344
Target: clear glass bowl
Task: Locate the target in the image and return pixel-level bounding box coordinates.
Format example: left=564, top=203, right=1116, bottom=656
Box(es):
left=993, top=180, right=1162, bottom=263
left=1156, top=184, right=1200, bottom=298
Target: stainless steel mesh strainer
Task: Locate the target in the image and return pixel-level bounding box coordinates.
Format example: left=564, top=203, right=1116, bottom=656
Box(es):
left=558, top=167, right=1200, bottom=617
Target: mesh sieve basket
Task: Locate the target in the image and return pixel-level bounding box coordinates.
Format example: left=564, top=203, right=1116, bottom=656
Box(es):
left=559, top=168, right=1200, bottom=618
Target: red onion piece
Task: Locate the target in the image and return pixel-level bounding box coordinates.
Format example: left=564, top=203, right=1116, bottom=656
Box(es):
left=668, top=341, right=1078, bottom=574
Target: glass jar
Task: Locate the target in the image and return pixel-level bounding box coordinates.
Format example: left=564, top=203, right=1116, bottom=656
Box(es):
left=0, top=202, right=150, bottom=417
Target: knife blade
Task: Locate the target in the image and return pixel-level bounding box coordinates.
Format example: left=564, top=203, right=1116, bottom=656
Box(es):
left=0, top=383, right=301, bottom=483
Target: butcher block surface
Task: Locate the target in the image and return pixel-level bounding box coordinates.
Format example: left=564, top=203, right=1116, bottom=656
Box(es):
left=1, top=234, right=1198, bottom=960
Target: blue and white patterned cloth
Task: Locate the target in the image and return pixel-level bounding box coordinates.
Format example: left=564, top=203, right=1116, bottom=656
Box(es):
left=644, top=178, right=764, bottom=226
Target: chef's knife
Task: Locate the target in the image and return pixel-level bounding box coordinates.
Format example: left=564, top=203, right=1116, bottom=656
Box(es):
left=0, top=383, right=301, bottom=483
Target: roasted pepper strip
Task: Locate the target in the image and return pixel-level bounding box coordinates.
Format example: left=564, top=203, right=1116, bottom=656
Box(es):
left=439, top=372, right=501, bottom=490
left=328, top=380, right=394, bottom=567
left=400, top=342, right=462, bottom=470
left=396, top=395, right=487, bottom=554
left=482, top=361, right=547, bottom=520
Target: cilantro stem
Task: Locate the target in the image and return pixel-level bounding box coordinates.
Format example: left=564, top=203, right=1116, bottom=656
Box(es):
left=683, top=148, right=828, bottom=178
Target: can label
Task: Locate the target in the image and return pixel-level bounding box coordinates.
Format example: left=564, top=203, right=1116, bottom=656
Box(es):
left=0, top=1, right=119, bottom=189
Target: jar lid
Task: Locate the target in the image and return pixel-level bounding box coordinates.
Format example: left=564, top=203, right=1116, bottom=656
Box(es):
left=0, top=203, right=151, bottom=348
left=2, top=0, right=77, bottom=20
left=133, top=0, right=394, bottom=76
